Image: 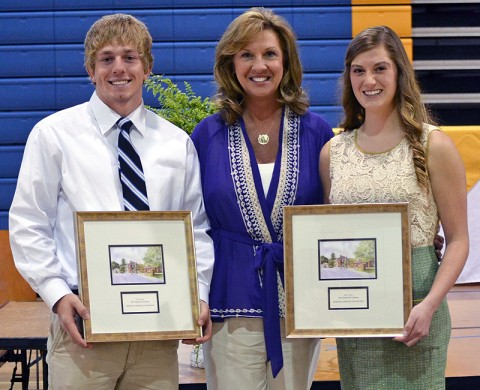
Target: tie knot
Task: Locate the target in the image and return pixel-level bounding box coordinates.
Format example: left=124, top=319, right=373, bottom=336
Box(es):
left=117, top=117, right=133, bottom=133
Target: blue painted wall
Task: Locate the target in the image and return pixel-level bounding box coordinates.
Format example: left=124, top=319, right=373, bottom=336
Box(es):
left=0, top=1, right=353, bottom=228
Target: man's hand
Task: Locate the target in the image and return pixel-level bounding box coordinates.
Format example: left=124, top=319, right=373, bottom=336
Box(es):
left=53, top=293, right=90, bottom=348
left=182, top=300, right=212, bottom=345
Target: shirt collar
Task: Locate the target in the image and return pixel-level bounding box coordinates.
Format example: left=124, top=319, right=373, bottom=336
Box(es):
left=89, top=92, right=147, bottom=137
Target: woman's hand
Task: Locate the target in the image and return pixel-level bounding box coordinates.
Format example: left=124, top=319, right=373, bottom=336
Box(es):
left=393, top=300, right=436, bottom=347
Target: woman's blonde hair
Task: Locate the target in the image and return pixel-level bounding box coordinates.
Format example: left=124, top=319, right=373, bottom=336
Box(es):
left=340, top=25, right=435, bottom=191
left=84, top=13, right=153, bottom=74
left=214, top=7, right=308, bottom=124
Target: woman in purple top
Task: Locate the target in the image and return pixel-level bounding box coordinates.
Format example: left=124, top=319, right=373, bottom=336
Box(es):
left=191, top=7, right=333, bottom=390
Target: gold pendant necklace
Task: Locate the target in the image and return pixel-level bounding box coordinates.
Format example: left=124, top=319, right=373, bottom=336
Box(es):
left=257, top=134, right=270, bottom=145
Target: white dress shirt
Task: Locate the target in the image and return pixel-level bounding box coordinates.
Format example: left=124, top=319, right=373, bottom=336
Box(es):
left=9, top=92, right=214, bottom=309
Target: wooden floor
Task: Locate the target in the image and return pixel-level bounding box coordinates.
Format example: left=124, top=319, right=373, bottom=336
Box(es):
left=1, top=284, right=479, bottom=389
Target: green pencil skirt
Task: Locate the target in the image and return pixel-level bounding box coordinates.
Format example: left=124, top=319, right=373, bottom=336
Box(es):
left=336, top=246, right=451, bottom=390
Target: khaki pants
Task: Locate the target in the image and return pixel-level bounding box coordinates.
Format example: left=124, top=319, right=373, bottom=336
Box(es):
left=204, top=317, right=321, bottom=390
left=47, top=313, right=179, bottom=389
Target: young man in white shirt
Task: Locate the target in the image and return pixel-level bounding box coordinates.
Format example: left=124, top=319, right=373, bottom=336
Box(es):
left=9, top=13, right=213, bottom=389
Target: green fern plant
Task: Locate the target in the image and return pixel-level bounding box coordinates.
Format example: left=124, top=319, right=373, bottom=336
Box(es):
left=145, top=74, right=217, bottom=135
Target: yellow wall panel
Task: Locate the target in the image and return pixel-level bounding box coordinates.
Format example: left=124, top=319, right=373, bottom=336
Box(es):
left=352, top=5, right=412, bottom=38
left=442, top=126, right=480, bottom=192
left=439, top=127, right=479, bottom=285
left=401, top=38, right=412, bottom=62
left=352, top=0, right=410, bottom=4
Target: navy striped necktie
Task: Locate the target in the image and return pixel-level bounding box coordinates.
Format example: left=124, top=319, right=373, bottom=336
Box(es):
left=117, top=117, right=150, bottom=211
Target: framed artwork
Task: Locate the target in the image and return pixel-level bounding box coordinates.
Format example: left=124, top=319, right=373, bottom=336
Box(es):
left=75, top=211, right=200, bottom=342
left=284, top=203, right=412, bottom=338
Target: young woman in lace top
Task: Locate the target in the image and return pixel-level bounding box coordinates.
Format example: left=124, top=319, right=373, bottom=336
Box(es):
left=320, top=26, right=469, bottom=389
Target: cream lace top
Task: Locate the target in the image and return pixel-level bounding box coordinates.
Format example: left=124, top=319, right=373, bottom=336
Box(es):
left=329, top=125, right=439, bottom=248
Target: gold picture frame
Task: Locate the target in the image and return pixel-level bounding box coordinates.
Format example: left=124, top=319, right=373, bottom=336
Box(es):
left=75, top=211, right=200, bottom=342
left=284, top=203, right=412, bottom=338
